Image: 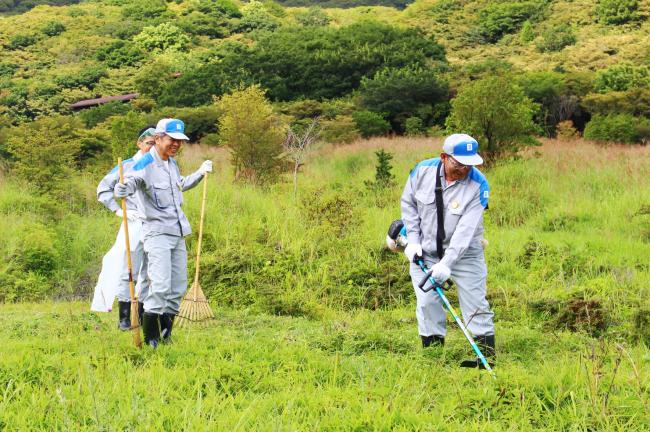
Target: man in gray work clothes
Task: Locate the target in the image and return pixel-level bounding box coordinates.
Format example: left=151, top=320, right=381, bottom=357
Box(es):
left=401, top=133, right=495, bottom=366
left=114, top=118, right=212, bottom=348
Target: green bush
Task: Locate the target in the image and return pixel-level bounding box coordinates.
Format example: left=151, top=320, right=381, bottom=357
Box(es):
left=351, top=111, right=390, bottom=138
left=320, top=115, right=360, bottom=143
left=121, top=0, right=168, bottom=20
left=595, top=0, right=639, bottom=25
left=404, top=116, right=425, bottom=136
left=359, top=66, right=449, bottom=133
left=55, top=65, right=107, bottom=90
left=583, top=113, right=641, bottom=143
left=134, top=23, right=190, bottom=53
left=217, top=85, right=286, bottom=185
left=6, top=116, right=85, bottom=199
left=95, top=41, right=146, bottom=68
left=6, top=34, right=37, bottom=50
left=536, top=24, right=576, bottom=52
left=41, top=21, right=66, bottom=36
left=520, top=20, right=535, bottom=43
left=583, top=88, right=650, bottom=117
left=594, top=63, right=649, bottom=93
left=295, top=7, right=331, bottom=26
left=476, top=1, right=545, bottom=43
left=15, top=224, right=59, bottom=277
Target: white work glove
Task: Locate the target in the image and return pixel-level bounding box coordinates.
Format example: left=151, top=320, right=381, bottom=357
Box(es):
left=386, top=235, right=398, bottom=252
left=114, top=182, right=130, bottom=198
left=431, top=263, right=451, bottom=283
left=404, top=243, right=423, bottom=263
left=198, top=160, right=213, bottom=175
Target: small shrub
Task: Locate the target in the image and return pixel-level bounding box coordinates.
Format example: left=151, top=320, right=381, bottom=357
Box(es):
left=7, top=34, right=37, bottom=50
left=217, top=85, right=286, bottom=185
left=556, top=120, right=579, bottom=140
left=320, top=116, right=360, bottom=144
left=15, top=225, right=59, bottom=277
left=595, top=0, right=639, bottom=25
left=295, top=7, right=331, bottom=26
left=55, top=65, right=107, bottom=90
left=536, top=24, right=576, bottom=52
left=404, top=116, right=425, bottom=136
left=300, top=188, right=356, bottom=236
left=520, top=20, right=535, bottom=43
left=583, top=113, right=640, bottom=143
left=555, top=298, right=607, bottom=337
left=351, top=111, right=390, bottom=138
left=365, top=149, right=395, bottom=191
left=41, top=21, right=66, bottom=36
left=134, top=23, right=190, bottom=53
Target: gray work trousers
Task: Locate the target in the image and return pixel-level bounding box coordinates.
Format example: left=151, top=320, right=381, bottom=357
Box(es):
left=409, top=246, right=494, bottom=337
left=142, top=232, right=188, bottom=315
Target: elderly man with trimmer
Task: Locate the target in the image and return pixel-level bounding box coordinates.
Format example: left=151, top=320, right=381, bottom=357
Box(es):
left=400, top=133, right=495, bottom=369
left=114, top=118, right=212, bottom=348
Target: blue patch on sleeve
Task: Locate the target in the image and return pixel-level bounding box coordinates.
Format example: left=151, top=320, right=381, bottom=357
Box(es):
left=468, top=167, right=490, bottom=208
left=409, top=157, right=441, bottom=177
left=132, top=153, right=154, bottom=171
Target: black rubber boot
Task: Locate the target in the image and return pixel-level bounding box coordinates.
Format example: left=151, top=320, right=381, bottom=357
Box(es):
left=138, top=302, right=144, bottom=326
left=142, top=312, right=161, bottom=348
left=117, top=301, right=131, bottom=331
left=421, top=335, right=445, bottom=348
left=460, top=334, right=495, bottom=369
left=160, top=313, right=175, bottom=344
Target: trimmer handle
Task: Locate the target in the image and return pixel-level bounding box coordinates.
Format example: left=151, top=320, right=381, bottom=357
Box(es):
left=417, top=260, right=453, bottom=292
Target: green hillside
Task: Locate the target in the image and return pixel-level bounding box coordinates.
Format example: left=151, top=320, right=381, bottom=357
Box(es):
left=0, top=0, right=647, bottom=142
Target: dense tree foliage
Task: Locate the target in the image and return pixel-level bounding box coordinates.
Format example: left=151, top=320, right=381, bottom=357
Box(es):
left=359, top=66, right=449, bottom=132
left=446, top=76, right=538, bottom=160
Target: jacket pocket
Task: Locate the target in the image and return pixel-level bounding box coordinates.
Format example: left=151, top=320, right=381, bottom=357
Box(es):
left=153, top=182, right=172, bottom=209
left=415, top=191, right=436, bottom=240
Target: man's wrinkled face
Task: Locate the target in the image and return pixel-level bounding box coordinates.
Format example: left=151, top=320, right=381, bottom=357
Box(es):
left=441, top=153, right=471, bottom=180
left=137, top=137, right=155, bottom=154
left=155, top=134, right=185, bottom=160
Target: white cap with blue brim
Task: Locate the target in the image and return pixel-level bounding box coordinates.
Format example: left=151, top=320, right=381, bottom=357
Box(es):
left=442, top=133, right=483, bottom=166
left=155, top=118, right=189, bottom=141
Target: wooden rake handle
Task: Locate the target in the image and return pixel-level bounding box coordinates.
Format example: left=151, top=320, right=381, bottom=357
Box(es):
left=118, top=158, right=142, bottom=348
left=192, top=172, right=208, bottom=301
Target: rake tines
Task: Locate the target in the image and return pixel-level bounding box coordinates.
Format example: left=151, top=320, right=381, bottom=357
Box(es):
left=177, top=281, right=214, bottom=327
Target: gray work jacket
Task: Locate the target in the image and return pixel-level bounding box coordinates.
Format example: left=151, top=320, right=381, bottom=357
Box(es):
left=400, top=157, right=489, bottom=269
left=97, top=151, right=144, bottom=215
left=122, top=146, right=204, bottom=237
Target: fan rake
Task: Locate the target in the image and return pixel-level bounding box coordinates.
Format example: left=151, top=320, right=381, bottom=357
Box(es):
left=177, top=172, right=214, bottom=327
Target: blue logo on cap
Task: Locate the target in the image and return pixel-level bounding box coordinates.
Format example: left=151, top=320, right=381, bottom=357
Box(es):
left=453, top=140, right=478, bottom=156
left=166, top=119, right=185, bottom=134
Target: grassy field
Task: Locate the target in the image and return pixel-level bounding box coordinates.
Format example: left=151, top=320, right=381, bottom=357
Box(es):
left=1, top=137, right=650, bottom=429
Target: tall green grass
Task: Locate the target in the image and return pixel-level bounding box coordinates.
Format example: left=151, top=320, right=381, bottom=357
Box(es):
left=1, top=137, right=650, bottom=428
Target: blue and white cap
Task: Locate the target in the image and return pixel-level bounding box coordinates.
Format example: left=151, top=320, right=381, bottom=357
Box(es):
left=155, top=118, right=189, bottom=141
left=442, top=133, right=483, bottom=166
